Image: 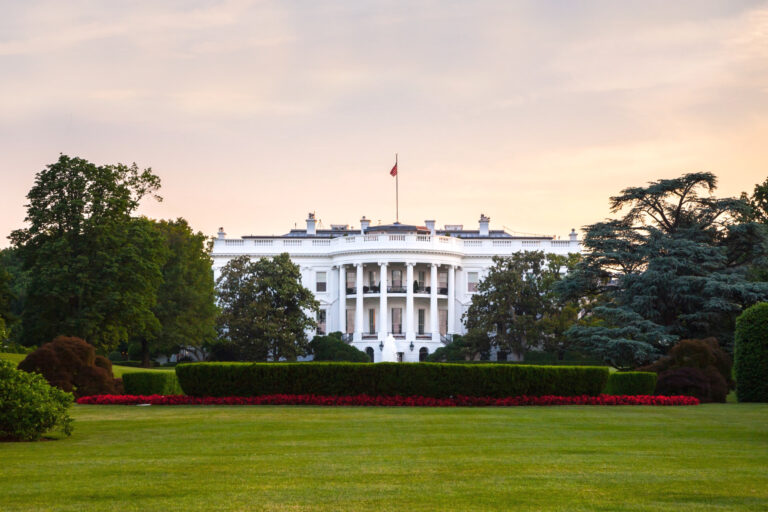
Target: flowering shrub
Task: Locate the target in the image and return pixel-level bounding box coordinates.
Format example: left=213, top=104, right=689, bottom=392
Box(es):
left=77, top=393, right=699, bottom=406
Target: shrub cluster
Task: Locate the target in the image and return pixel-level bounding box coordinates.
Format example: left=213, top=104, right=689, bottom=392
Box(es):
left=0, top=359, right=74, bottom=441
left=309, top=333, right=369, bottom=362
left=77, top=393, right=699, bottom=407
left=18, top=336, right=121, bottom=398
left=122, top=372, right=183, bottom=396
left=604, top=372, right=657, bottom=395
left=175, top=362, right=609, bottom=398
left=641, top=338, right=732, bottom=403
left=734, top=303, right=768, bottom=402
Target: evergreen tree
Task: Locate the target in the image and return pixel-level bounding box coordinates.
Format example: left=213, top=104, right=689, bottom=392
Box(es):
left=216, top=253, right=318, bottom=361
left=558, top=172, right=768, bottom=369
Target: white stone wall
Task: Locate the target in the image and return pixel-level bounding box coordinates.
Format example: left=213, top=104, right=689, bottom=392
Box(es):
left=211, top=232, right=581, bottom=360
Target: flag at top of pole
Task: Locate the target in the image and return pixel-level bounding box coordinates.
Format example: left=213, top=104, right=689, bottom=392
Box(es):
left=391, top=154, right=399, bottom=222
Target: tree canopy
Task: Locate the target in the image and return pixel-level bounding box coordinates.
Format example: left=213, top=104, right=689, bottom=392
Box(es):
left=10, top=155, right=165, bottom=351
left=559, top=172, right=768, bottom=369
left=463, top=251, right=580, bottom=359
left=215, top=253, right=318, bottom=361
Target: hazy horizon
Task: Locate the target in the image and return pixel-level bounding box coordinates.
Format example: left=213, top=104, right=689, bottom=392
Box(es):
left=2, top=1, right=767, bottom=247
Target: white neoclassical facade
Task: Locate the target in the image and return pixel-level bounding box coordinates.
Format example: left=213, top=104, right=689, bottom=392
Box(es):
left=211, top=214, right=581, bottom=363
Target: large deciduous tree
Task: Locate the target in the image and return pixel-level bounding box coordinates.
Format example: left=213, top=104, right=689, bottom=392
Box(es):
left=134, top=218, right=219, bottom=366
left=215, top=253, right=318, bottom=361
left=9, top=155, right=165, bottom=351
left=463, top=251, right=580, bottom=360
left=558, top=172, right=768, bottom=369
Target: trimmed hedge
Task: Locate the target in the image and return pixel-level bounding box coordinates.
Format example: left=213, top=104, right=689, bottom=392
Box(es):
left=604, top=372, right=657, bottom=396
left=123, top=372, right=183, bottom=396
left=734, top=303, right=768, bottom=402
left=175, top=363, right=609, bottom=398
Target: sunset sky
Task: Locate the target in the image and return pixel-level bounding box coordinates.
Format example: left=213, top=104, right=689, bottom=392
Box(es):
left=1, top=0, right=767, bottom=246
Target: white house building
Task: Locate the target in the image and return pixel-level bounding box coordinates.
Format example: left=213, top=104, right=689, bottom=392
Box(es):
left=211, top=214, right=581, bottom=363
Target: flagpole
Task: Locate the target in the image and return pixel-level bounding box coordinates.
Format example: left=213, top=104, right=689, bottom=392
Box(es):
left=395, top=153, right=399, bottom=223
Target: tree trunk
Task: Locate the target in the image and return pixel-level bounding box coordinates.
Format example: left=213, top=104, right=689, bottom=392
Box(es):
left=141, top=339, right=150, bottom=368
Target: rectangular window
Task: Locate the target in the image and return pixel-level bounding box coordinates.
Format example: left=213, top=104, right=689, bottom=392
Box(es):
left=368, top=308, right=376, bottom=334
left=391, top=307, right=402, bottom=334
left=317, top=310, right=326, bottom=335
left=439, top=309, right=447, bottom=336
left=316, top=271, right=327, bottom=292
left=346, top=271, right=355, bottom=292
left=438, top=272, right=448, bottom=293
left=392, top=270, right=402, bottom=288
left=346, top=309, right=354, bottom=334
left=369, top=271, right=376, bottom=287
left=467, top=272, right=479, bottom=292
left=418, top=309, right=425, bottom=334
left=417, top=271, right=426, bottom=292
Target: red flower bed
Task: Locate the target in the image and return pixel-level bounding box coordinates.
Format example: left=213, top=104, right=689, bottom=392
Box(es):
left=77, top=394, right=699, bottom=406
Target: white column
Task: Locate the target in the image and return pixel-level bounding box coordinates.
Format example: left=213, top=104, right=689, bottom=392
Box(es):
left=448, top=265, right=456, bottom=335
left=338, top=265, right=346, bottom=334
left=430, top=263, right=439, bottom=341
left=354, top=263, right=363, bottom=342
left=379, top=262, right=388, bottom=341
left=406, top=262, right=415, bottom=341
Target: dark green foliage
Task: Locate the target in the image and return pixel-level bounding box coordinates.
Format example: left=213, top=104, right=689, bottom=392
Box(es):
left=139, top=218, right=218, bottom=367
left=310, top=332, right=369, bottom=362
left=18, top=336, right=118, bottom=398
left=656, top=367, right=728, bottom=403
left=176, top=362, right=609, bottom=398
left=0, top=359, right=73, bottom=441
left=127, top=342, right=143, bottom=361
left=559, top=172, right=768, bottom=368
left=216, top=253, right=319, bottom=361
left=603, top=372, right=657, bottom=395
left=10, top=155, right=165, bottom=351
left=464, top=252, right=580, bottom=359
left=427, top=335, right=489, bottom=362
left=207, top=341, right=244, bottom=361
left=123, top=372, right=183, bottom=395
left=734, top=302, right=768, bottom=402
left=108, top=351, right=124, bottom=362
left=0, top=248, right=29, bottom=344
left=641, top=338, right=732, bottom=402
left=0, top=260, right=17, bottom=343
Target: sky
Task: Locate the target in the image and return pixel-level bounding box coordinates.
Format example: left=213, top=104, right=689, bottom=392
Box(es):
left=1, top=0, right=767, bottom=246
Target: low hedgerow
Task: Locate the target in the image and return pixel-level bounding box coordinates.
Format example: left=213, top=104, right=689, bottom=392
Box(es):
left=123, top=371, right=183, bottom=396
left=604, top=372, right=657, bottom=395
left=175, top=362, right=609, bottom=398
left=77, top=393, right=700, bottom=406
left=0, top=359, right=73, bottom=441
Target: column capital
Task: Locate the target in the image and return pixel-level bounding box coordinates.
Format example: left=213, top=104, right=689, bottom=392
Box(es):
left=406, top=262, right=416, bottom=267
left=355, top=262, right=364, bottom=268
left=379, top=261, right=388, bottom=267
left=431, top=262, right=438, bottom=268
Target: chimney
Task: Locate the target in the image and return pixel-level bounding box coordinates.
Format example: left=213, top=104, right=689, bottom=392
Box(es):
left=360, top=216, right=370, bottom=234
left=569, top=228, right=578, bottom=242
left=425, top=220, right=436, bottom=236
left=479, top=214, right=490, bottom=237
left=217, top=227, right=226, bottom=239
left=306, top=212, right=316, bottom=236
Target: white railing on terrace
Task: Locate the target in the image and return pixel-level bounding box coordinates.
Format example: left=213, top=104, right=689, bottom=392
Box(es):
left=219, top=235, right=579, bottom=253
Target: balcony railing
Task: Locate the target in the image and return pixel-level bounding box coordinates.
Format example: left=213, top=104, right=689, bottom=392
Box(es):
left=387, top=285, right=406, bottom=293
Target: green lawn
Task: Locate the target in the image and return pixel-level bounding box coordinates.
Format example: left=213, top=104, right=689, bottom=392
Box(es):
left=1, top=404, right=766, bottom=511
left=1, top=352, right=175, bottom=378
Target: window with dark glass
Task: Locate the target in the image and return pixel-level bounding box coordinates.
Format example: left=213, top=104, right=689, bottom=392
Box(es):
left=419, top=347, right=428, bottom=362
left=317, top=310, right=326, bottom=335
left=368, top=309, right=376, bottom=334
left=418, top=309, right=425, bottom=334
left=316, top=271, right=327, bottom=292
left=391, top=308, right=402, bottom=334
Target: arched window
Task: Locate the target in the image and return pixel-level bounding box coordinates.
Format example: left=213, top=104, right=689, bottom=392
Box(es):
left=419, top=347, right=428, bottom=362
left=365, top=347, right=374, bottom=363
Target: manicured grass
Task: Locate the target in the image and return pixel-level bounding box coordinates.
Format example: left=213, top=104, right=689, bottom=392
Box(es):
left=1, top=404, right=766, bottom=511
left=0, top=352, right=174, bottom=378
left=0, top=352, right=26, bottom=365
left=110, top=364, right=175, bottom=378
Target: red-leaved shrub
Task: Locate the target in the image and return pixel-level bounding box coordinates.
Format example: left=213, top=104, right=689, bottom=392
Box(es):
left=18, top=336, right=120, bottom=398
